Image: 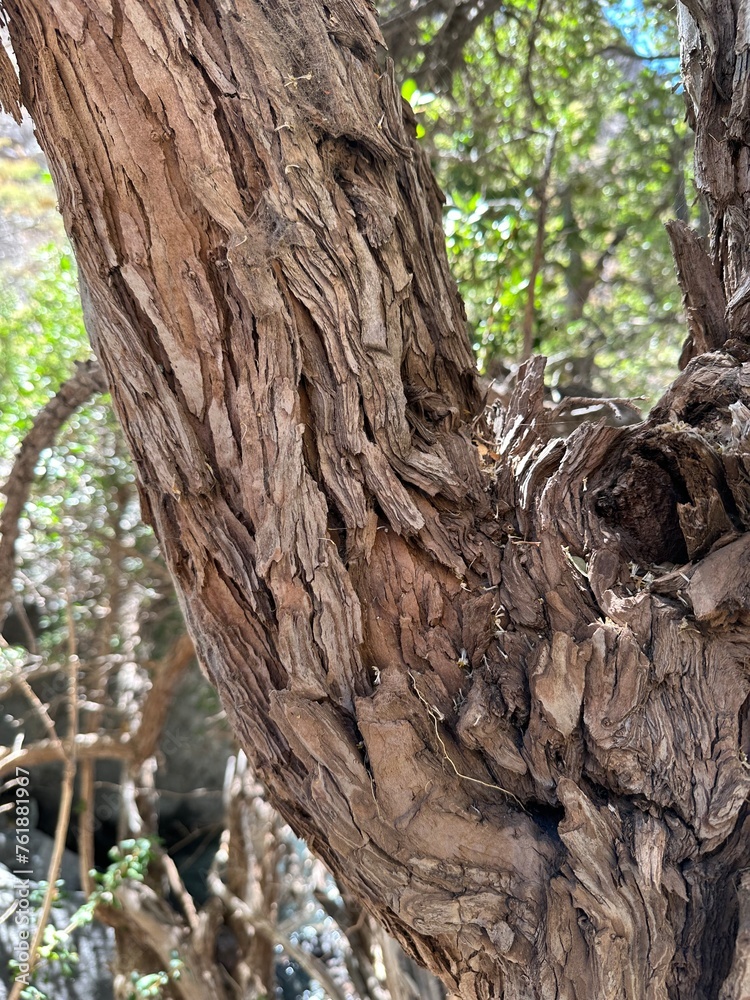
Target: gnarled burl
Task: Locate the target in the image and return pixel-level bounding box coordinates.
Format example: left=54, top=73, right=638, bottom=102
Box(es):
left=3, top=0, right=750, bottom=996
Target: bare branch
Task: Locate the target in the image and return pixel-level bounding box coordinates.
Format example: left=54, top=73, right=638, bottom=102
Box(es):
left=0, top=42, right=21, bottom=123
left=0, top=733, right=131, bottom=779
left=7, top=758, right=75, bottom=1000
left=208, top=871, right=350, bottom=1000
left=132, top=633, right=195, bottom=763
left=598, top=43, right=680, bottom=61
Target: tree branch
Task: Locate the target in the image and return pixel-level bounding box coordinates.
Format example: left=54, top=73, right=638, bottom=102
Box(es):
left=598, top=44, right=680, bottom=61
left=207, top=872, right=350, bottom=1000
left=105, top=881, right=227, bottom=1000
left=521, top=131, right=557, bottom=361
left=0, top=733, right=131, bottom=779
left=0, top=359, right=107, bottom=630
left=132, top=634, right=195, bottom=763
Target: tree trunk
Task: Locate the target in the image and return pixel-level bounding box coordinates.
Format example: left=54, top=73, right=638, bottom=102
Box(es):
left=4, top=1, right=750, bottom=997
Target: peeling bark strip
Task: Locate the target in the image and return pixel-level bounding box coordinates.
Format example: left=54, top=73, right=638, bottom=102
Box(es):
left=0, top=32, right=21, bottom=123
left=6, top=1, right=750, bottom=997
left=666, top=219, right=729, bottom=368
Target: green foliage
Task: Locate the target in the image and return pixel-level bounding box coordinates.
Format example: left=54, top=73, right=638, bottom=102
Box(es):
left=0, top=154, right=54, bottom=217
left=0, top=245, right=90, bottom=453
left=7, top=839, right=163, bottom=1000
left=125, top=954, right=184, bottom=1000
left=0, top=246, right=168, bottom=664
left=396, top=0, right=691, bottom=401
left=88, top=836, right=157, bottom=906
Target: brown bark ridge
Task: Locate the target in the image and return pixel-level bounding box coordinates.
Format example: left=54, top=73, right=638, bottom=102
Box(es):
left=4, top=1, right=750, bottom=997
left=675, top=0, right=750, bottom=365
left=665, top=219, right=729, bottom=368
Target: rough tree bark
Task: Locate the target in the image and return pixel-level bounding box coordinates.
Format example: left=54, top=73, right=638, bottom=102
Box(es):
left=3, top=1, right=750, bottom=997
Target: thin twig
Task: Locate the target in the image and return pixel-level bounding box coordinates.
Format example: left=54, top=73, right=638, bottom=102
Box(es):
left=7, top=758, right=76, bottom=1000
left=408, top=672, right=527, bottom=811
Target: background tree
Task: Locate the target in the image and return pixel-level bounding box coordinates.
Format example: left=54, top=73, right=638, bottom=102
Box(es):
left=384, top=0, right=690, bottom=401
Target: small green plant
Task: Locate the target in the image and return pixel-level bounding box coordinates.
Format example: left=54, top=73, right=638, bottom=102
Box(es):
left=7, top=838, right=174, bottom=1000
left=126, top=952, right=184, bottom=1000
left=87, top=836, right=156, bottom=911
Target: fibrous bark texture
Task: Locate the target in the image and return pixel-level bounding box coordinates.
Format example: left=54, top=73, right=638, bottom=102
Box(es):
left=4, top=1, right=750, bottom=998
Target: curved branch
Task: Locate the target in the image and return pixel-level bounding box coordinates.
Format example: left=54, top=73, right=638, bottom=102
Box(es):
left=0, top=359, right=107, bottom=630
left=132, top=634, right=195, bottom=763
